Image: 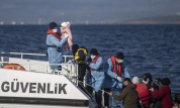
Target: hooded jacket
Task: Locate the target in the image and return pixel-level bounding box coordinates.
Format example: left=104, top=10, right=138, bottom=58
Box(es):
left=46, top=33, right=67, bottom=70
left=113, top=84, right=139, bottom=108
left=152, top=85, right=172, bottom=108
left=89, top=56, right=104, bottom=92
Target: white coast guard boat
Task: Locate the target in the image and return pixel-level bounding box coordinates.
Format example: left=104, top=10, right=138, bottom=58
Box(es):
left=0, top=52, right=95, bottom=108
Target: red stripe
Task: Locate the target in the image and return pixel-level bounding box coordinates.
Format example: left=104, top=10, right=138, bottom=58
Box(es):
left=93, top=55, right=100, bottom=64
left=47, top=29, right=61, bottom=40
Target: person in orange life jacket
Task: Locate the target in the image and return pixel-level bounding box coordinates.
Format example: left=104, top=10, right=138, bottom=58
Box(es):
left=88, top=48, right=104, bottom=108
left=132, top=76, right=150, bottom=108
left=104, top=52, right=130, bottom=107
left=46, top=22, right=68, bottom=70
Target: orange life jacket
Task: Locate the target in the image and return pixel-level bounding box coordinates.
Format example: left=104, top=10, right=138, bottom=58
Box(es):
left=3, top=63, right=26, bottom=71
left=111, top=56, right=123, bottom=76
left=47, top=29, right=61, bottom=40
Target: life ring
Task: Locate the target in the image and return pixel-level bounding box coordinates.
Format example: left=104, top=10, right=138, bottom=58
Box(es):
left=2, top=63, right=26, bottom=71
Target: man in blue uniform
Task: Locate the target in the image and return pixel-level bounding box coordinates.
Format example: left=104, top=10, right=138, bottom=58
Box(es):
left=46, top=22, right=68, bottom=71
left=104, top=52, right=130, bottom=107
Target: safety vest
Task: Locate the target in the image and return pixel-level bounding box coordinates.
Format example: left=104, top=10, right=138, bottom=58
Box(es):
left=75, top=48, right=88, bottom=62
left=135, top=83, right=150, bottom=105
left=47, top=29, right=61, bottom=40
left=111, top=56, right=123, bottom=76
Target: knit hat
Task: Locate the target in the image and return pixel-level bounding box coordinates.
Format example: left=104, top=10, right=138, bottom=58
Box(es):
left=124, top=78, right=131, bottom=83
left=116, top=52, right=124, bottom=59
left=90, top=48, right=98, bottom=55
left=161, top=77, right=171, bottom=85
left=143, top=73, right=152, bottom=82
left=49, top=22, right=58, bottom=29
left=132, top=76, right=140, bottom=84
left=61, top=22, right=70, bottom=27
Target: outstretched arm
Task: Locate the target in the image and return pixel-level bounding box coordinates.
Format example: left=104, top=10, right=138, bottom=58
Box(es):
left=49, top=35, right=67, bottom=47
left=113, top=88, right=128, bottom=100
left=124, top=67, right=130, bottom=78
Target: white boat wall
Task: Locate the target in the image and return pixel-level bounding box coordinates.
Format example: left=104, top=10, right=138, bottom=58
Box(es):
left=0, top=52, right=93, bottom=108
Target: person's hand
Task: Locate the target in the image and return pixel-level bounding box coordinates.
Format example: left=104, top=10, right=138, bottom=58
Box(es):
left=149, top=88, right=154, bottom=92
left=64, top=27, right=71, bottom=33
left=139, top=100, right=142, bottom=104
left=64, top=33, right=69, bottom=38
left=106, top=92, right=113, bottom=96
left=116, top=76, right=122, bottom=82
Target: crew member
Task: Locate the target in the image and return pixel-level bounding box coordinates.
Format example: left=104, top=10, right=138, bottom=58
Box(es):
left=46, top=22, right=68, bottom=71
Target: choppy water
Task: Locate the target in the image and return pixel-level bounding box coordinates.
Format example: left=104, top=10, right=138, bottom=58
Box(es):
left=0, top=24, right=180, bottom=93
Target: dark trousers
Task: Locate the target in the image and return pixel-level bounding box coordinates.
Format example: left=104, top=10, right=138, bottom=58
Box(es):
left=77, top=63, right=94, bottom=98
left=103, top=88, right=111, bottom=107
left=78, top=63, right=87, bottom=81
left=95, top=91, right=102, bottom=108
left=77, top=63, right=87, bottom=88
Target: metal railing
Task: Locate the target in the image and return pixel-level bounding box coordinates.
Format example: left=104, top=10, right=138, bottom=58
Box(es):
left=0, top=52, right=78, bottom=83
left=0, top=52, right=46, bottom=59
left=0, top=52, right=74, bottom=63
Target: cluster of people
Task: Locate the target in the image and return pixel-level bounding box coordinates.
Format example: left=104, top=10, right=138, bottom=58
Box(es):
left=108, top=75, right=173, bottom=108
left=46, top=22, right=173, bottom=108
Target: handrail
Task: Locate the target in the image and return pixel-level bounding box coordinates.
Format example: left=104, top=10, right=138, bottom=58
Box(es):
left=0, top=52, right=74, bottom=62
left=0, top=52, right=75, bottom=75
left=0, top=52, right=46, bottom=59
left=0, top=52, right=78, bottom=84
left=63, top=55, right=74, bottom=63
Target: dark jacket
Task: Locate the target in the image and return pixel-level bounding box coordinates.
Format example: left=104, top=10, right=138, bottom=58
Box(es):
left=113, top=84, right=139, bottom=108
